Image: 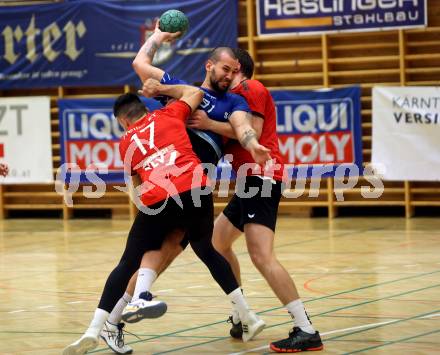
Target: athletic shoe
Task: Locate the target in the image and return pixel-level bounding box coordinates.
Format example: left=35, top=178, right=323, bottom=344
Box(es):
left=62, top=334, right=98, bottom=355
left=227, top=315, right=243, bottom=339
left=100, top=321, right=133, bottom=354
left=122, top=291, right=167, bottom=323
left=241, top=311, right=266, bottom=342
left=269, top=327, right=323, bottom=353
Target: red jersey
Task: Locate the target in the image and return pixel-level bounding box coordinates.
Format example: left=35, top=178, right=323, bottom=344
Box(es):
left=119, top=100, right=208, bottom=206
left=226, top=79, right=285, bottom=181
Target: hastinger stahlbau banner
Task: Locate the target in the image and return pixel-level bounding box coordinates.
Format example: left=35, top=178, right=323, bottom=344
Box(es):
left=272, top=86, right=363, bottom=178
left=257, top=0, right=427, bottom=36
left=0, top=0, right=236, bottom=89
left=372, top=86, right=440, bottom=181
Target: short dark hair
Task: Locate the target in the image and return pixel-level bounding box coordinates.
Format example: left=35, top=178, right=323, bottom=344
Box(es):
left=232, top=48, right=254, bottom=79
left=208, top=47, right=236, bottom=62
left=113, top=93, right=147, bottom=121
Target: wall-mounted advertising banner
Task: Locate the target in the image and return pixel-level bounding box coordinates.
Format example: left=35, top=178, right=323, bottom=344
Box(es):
left=0, top=96, right=53, bottom=183
left=58, top=98, right=161, bottom=183
left=372, top=87, right=440, bottom=181
left=257, top=0, right=427, bottom=36
left=272, top=87, right=363, bottom=177
left=0, top=0, right=236, bottom=89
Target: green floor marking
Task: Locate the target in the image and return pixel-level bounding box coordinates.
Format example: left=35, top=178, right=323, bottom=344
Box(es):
left=87, top=270, right=440, bottom=354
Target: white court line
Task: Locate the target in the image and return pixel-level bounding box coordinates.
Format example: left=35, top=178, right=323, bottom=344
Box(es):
left=249, top=278, right=264, bottom=282
left=404, top=264, right=419, bottom=268
left=421, top=313, right=440, bottom=319
left=342, top=268, right=357, bottom=273
left=8, top=310, right=26, bottom=314
left=228, top=320, right=397, bottom=355
left=320, top=320, right=396, bottom=335
left=37, top=305, right=54, bottom=309
left=156, top=289, right=174, bottom=293
left=187, top=285, right=205, bottom=289
left=66, top=301, right=83, bottom=304
left=245, top=291, right=258, bottom=296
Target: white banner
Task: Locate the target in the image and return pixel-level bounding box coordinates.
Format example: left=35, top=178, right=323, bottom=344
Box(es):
left=372, top=87, right=440, bottom=181
left=0, top=96, right=53, bottom=183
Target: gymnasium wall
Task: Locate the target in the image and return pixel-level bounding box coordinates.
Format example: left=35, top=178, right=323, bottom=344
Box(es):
left=0, top=0, right=439, bottom=218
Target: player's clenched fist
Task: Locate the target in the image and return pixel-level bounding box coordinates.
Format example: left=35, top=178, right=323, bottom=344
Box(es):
left=138, top=78, right=161, bottom=98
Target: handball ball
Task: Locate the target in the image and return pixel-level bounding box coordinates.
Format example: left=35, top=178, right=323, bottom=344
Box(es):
left=159, top=10, right=189, bottom=36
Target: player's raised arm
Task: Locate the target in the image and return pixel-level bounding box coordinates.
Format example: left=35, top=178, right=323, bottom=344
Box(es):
left=132, top=23, right=181, bottom=82
left=139, top=78, right=203, bottom=112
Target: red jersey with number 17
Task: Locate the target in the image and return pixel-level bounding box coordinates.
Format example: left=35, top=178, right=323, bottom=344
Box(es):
left=226, top=79, right=285, bottom=181
left=119, top=100, right=208, bottom=206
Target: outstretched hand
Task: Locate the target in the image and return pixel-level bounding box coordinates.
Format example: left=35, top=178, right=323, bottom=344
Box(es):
left=250, top=144, right=272, bottom=167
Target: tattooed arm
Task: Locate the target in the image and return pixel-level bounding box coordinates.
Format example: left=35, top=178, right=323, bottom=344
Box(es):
left=132, top=23, right=181, bottom=82
left=229, top=111, right=271, bottom=165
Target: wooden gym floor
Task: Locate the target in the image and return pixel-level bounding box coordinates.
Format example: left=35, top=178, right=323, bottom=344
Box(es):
left=0, top=217, right=439, bottom=354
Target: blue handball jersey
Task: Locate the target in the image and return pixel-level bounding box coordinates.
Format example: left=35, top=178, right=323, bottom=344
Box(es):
left=160, top=72, right=250, bottom=160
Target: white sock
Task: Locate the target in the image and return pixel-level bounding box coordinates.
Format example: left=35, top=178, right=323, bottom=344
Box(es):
left=108, top=292, right=132, bottom=324
left=85, top=308, right=109, bottom=338
left=286, top=299, right=315, bottom=334
left=231, top=300, right=240, bottom=323
left=132, top=268, right=157, bottom=301
left=230, top=287, right=243, bottom=323
left=228, top=288, right=250, bottom=321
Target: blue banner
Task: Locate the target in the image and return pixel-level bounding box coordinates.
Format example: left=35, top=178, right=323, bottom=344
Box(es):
left=257, top=0, right=426, bottom=36
left=0, top=0, right=236, bottom=89
left=272, top=86, right=363, bottom=177
left=58, top=97, right=161, bottom=183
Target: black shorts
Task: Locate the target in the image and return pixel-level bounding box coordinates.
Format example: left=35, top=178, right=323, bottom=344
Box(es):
left=223, top=175, right=282, bottom=232
left=176, top=131, right=218, bottom=251
left=128, top=188, right=213, bottom=252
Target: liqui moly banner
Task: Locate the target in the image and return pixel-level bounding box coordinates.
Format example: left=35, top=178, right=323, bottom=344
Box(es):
left=272, top=87, right=363, bottom=177
left=257, top=0, right=427, bottom=36
left=372, top=87, right=440, bottom=181
left=0, top=96, right=53, bottom=183
left=58, top=98, right=161, bottom=183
